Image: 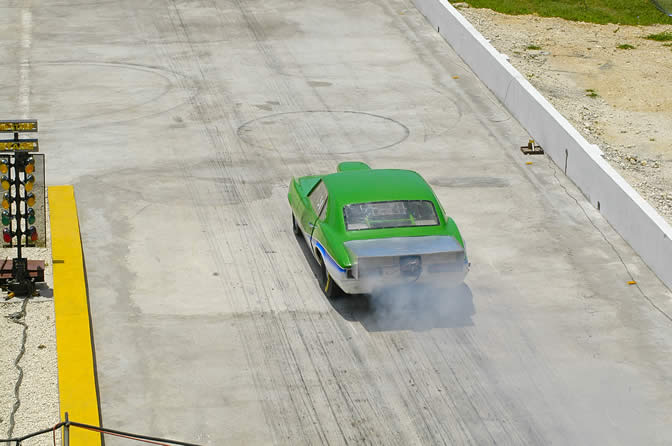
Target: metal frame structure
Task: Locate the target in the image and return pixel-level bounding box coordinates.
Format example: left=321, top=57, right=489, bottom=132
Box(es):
left=0, top=120, right=42, bottom=296
left=0, top=412, right=201, bottom=445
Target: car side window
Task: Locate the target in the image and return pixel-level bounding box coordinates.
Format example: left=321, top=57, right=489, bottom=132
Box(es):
left=318, top=196, right=328, bottom=221
left=308, top=181, right=328, bottom=216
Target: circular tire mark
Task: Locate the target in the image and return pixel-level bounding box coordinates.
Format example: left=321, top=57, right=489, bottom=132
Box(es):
left=25, top=60, right=194, bottom=128
left=237, top=110, right=410, bottom=154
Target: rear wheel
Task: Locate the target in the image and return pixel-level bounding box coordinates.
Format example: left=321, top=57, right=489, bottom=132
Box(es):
left=318, top=254, right=341, bottom=299
left=292, top=213, right=301, bottom=235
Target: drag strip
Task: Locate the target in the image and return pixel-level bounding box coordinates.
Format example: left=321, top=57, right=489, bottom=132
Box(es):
left=4, top=0, right=672, bottom=444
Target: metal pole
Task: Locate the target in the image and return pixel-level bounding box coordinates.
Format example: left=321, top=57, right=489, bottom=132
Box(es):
left=13, top=151, right=23, bottom=260
left=64, top=412, right=69, bottom=446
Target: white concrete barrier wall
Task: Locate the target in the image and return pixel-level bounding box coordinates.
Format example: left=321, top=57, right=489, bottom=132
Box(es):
left=413, top=0, right=672, bottom=289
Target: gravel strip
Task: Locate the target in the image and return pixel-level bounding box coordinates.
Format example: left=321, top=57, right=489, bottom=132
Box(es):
left=455, top=4, right=672, bottom=224
left=0, top=200, right=60, bottom=445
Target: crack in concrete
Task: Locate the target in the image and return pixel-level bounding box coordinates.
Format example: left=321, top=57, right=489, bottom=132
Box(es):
left=5, top=298, right=28, bottom=439
left=546, top=157, right=672, bottom=324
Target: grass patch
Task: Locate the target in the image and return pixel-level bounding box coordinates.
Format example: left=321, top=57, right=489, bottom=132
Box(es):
left=663, top=43, right=672, bottom=46
left=585, top=89, right=599, bottom=98
left=644, top=31, right=672, bottom=41
left=617, top=43, right=636, bottom=49
left=456, top=1, right=672, bottom=25
left=526, top=44, right=542, bottom=50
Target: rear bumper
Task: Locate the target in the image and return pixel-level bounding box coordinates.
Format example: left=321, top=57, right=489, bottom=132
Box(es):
left=333, top=235, right=469, bottom=295
left=327, top=260, right=469, bottom=295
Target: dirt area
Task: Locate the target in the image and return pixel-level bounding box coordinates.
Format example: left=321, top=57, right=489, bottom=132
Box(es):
left=455, top=4, right=672, bottom=224
left=0, top=212, right=59, bottom=444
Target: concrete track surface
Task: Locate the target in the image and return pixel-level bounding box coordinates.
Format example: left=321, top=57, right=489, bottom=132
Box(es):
left=2, top=0, right=672, bottom=444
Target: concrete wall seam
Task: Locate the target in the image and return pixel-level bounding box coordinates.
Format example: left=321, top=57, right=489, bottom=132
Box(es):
left=412, top=0, right=672, bottom=289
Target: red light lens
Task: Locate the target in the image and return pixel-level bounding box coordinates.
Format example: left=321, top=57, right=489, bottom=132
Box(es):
left=3, top=229, right=11, bottom=243
left=29, top=227, right=37, bottom=241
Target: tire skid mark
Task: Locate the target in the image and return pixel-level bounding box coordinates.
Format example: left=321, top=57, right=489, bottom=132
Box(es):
left=381, top=335, right=449, bottom=444
left=205, top=1, right=386, bottom=442
left=233, top=186, right=374, bottom=443
left=424, top=330, right=500, bottom=445
left=453, top=301, right=573, bottom=444
left=148, top=5, right=308, bottom=444
left=149, top=2, right=359, bottom=443
left=451, top=329, right=528, bottom=443
left=391, top=333, right=472, bottom=445
left=385, top=1, right=554, bottom=443
left=428, top=314, right=549, bottom=444
left=228, top=0, right=351, bottom=167
left=206, top=1, right=357, bottom=441
left=288, top=310, right=379, bottom=444
left=270, top=198, right=412, bottom=444
left=328, top=317, right=415, bottom=445
left=137, top=1, right=544, bottom=444
left=410, top=333, right=478, bottom=445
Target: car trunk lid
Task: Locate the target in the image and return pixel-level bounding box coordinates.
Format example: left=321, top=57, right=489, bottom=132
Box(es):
left=344, top=235, right=466, bottom=280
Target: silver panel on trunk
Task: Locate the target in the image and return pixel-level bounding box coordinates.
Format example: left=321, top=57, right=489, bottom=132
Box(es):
left=344, top=235, right=464, bottom=260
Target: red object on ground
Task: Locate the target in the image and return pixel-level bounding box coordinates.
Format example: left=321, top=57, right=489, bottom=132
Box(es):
left=0, top=259, right=45, bottom=282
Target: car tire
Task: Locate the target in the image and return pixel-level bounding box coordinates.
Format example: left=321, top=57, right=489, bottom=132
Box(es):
left=292, top=213, right=301, bottom=235
left=318, top=254, right=341, bottom=299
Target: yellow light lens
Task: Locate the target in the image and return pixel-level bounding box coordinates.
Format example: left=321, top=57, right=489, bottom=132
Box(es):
left=26, top=193, right=35, bottom=207
left=1, top=177, right=9, bottom=191
left=25, top=164, right=34, bottom=174
left=1, top=196, right=9, bottom=210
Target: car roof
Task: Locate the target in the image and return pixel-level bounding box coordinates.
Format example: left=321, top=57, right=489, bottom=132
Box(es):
left=321, top=169, right=437, bottom=208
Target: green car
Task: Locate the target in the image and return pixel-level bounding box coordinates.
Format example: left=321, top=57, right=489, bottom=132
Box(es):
left=288, top=162, right=469, bottom=297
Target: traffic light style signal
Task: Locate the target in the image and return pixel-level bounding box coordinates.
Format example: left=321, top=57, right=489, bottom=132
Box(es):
left=0, top=154, right=39, bottom=247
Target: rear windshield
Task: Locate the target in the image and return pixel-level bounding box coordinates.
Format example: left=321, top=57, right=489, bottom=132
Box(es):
left=343, top=200, right=439, bottom=231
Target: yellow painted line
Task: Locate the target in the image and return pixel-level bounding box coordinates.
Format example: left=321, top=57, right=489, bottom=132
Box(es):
left=49, top=185, right=102, bottom=445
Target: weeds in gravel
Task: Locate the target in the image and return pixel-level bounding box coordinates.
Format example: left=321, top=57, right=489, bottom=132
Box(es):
left=617, top=43, right=636, bottom=49
left=585, top=89, right=600, bottom=98
left=644, top=31, right=672, bottom=41
left=526, top=44, right=542, bottom=50
left=456, top=1, right=672, bottom=25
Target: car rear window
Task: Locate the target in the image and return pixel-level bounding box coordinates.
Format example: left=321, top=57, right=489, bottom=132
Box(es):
left=343, top=200, right=439, bottom=231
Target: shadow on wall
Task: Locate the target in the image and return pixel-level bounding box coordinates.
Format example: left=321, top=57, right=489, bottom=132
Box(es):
left=294, top=226, right=475, bottom=332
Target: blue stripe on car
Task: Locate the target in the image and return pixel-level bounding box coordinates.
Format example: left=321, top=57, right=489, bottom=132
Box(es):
left=314, top=240, right=346, bottom=273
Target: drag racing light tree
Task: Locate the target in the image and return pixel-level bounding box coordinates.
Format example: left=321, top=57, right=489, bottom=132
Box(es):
left=1, top=156, right=38, bottom=245
left=0, top=120, right=40, bottom=295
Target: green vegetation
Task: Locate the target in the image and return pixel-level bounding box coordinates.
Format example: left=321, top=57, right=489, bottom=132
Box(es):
left=455, top=1, right=672, bottom=25
left=617, top=43, right=636, bottom=49
left=644, top=31, right=672, bottom=41
left=585, top=89, right=599, bottom=98
left=526, top=44, right=542, bottom=50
